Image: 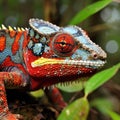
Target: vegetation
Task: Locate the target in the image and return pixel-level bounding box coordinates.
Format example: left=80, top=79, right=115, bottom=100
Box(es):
left=0, top=0, right=120, bottom=119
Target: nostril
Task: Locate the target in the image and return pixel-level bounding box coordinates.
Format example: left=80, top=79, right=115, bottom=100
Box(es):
left=91, top=52, right=98, bottom=59
left=93, top=54, right=97, bottom=59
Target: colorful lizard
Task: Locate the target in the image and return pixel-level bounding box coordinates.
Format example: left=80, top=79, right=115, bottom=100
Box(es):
left=0, top=18, right=107, bottom=120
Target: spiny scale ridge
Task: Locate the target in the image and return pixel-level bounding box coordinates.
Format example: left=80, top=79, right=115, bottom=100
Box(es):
left=0, top=24, right=27, bottom=32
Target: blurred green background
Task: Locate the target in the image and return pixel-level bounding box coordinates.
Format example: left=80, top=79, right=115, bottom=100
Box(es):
left=0, top=0, right=119, bottom=120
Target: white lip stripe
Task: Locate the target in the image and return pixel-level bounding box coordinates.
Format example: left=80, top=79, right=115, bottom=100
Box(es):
left=64, top=60, right=106, bottom=67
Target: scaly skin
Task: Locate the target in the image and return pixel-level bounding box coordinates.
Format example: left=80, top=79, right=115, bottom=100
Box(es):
left=0, top=18, right=107, bottom=119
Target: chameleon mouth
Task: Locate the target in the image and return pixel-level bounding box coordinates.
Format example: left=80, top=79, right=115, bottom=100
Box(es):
left=31, top=57, right=106, bottom=68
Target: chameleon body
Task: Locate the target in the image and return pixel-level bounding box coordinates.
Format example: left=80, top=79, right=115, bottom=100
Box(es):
left=0, top=18, right=106, bottom=119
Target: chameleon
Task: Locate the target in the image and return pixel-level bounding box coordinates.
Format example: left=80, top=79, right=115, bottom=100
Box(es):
left=0, top=18, right=107, bottom=120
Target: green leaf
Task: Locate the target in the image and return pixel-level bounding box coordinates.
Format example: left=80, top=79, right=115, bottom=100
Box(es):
left=29, top=89, right=44, bottom=98
left=57, top=97, right=89, bottom=120
left=69, top=0, right=112, bottom=25
left=91, top=98, right=120, bottom=120
left=91, top=98, right=113, bottom=114
left=107, top=110, right=120, bottom=120
left=85, top=63, right=120, bottom=96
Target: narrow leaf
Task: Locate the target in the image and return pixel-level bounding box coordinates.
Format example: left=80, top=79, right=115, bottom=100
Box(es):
left=57, top=97, right=89, bottom=120
left=85, top=63, right=120, bottom=96
left=69, top=0, right=112, bottom=25
left=107, top=110, right=120, bottom=120
left=30, top=89, right=44, bottom=98
left=91, top=98, right=120, bottom=120
left=91, top=98, right=113, bottom=114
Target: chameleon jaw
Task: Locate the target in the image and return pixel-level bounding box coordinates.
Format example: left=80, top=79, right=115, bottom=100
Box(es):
left=31, top=57, right=106, bottom=68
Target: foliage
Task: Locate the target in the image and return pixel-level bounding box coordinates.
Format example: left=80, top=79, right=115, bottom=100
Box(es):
left=58, top=97, right=89, bottom=120
left=58, top=63, right=120, bottom=120
left=91, top=98, right=120, bottom=120
left=84, top=63, right=120, bottom=96
left=69, top=0, right=112, bottom=25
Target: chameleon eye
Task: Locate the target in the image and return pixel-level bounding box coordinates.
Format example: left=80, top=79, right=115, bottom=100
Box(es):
left=52, top=33, right=76, bottom=56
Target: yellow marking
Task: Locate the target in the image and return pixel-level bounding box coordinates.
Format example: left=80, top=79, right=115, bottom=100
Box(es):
left=1, top=24, right=7, bottom=29
left=31, top=57, right=64, bottom=67
left=8, top=26, right=13, bottom=31
left=17, top=27, right=21, bottom=32
left=21, top=27, right=25, bottom=31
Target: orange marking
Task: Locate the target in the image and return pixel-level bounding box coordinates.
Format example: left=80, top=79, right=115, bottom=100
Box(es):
left=12, top=32, right=22, bottom=55
left=22, top=31, right=29, bottom=49
left=0, top=36, right=6, bottom=52
left=9, top=30, right=16, bottom=38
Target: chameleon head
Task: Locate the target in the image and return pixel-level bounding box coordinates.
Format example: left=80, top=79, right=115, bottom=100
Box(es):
left=25, top=18, right=107, bottom=88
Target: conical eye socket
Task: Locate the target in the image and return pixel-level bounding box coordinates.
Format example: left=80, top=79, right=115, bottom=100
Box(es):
left=52, top=33, right=76, bottom=56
